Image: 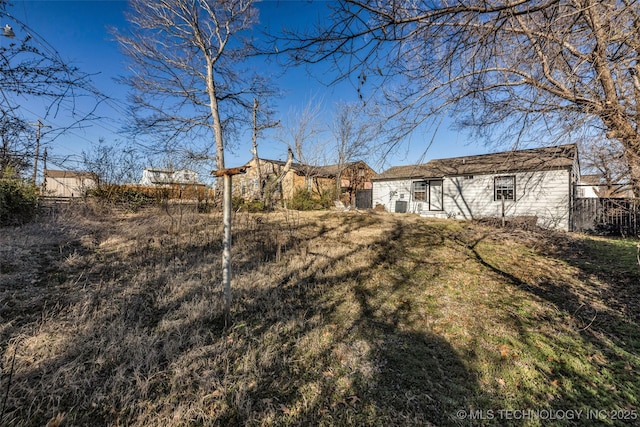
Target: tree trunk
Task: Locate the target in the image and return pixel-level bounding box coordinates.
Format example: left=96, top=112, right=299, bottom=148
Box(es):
left=603, top=119, right=640, bottom=198
left=206, top=61, right=225, bottom=170
left=627, top=149, right=640, bottom=198
left=206, top=60, right=231, bottom=324
left=222, top=173, right=232, bottom=327
left=265, top=147, right=294, bottom=205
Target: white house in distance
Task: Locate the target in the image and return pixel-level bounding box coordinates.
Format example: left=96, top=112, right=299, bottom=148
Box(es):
left=575, top=173, right=634, bottom=198
left=43, top=169, right=97, bottom=197
left=139, top=168, right=199, bottom=186
left=372, top=144, right=580, bottom=231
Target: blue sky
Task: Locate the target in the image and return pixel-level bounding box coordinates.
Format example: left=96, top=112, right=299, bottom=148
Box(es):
left=4, top=0, right=489, bottom=180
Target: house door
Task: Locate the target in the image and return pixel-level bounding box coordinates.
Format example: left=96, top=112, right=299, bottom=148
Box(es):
left=429, top=180, right=443, bottom=210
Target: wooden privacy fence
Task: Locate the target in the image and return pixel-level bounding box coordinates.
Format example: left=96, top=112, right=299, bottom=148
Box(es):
left=573, top=198, right=640, bottom=236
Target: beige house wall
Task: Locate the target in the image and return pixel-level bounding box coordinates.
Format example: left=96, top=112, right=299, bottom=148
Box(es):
left=44, top=170, right=97, bottom=197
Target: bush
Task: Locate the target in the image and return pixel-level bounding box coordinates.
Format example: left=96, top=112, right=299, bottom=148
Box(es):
left=87, top=185, right=155, bottom=212
left=244, top=200, right=268, bottom=213
left=232, top=196, right=269, bottom=213
left=288, top=188, right=337, bottom=211
left=0, top=179, right=39, bottom=226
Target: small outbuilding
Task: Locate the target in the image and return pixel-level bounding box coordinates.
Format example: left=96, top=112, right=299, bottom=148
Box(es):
left=43, top=169, right=97, bottom=198
left=372, top=144, right=580, bottom=230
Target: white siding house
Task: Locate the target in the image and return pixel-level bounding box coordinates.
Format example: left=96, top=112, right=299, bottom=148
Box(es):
left=575, top=174, right=634, bottom=198
left=372, top=144, right=580, bottom=231
left=140, top=168, right=199, bottom=186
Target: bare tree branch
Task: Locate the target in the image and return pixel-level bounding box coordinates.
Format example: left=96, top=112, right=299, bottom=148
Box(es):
left=114, top=0, right=271, bottom=169
left=277, top=0, right=640, bottom=195
left=1, top=2, right=107, bottom=177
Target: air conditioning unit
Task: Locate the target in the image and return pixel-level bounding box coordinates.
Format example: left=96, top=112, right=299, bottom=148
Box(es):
left=395, top=200, right=408, bottom=213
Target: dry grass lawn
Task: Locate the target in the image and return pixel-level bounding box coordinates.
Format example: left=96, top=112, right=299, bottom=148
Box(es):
left=1, top=204, right=639, bottom=426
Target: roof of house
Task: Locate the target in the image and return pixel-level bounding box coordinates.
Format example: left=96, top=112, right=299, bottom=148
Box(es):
left=314, top=161, right=374, bottom=177
left=44, top=169, right=97, bottom=179
left=249, top=159, right=373, bottom=178
left=253, top=158, right=309, bottom=173
left=143, top=167, right=196, bottom=173
left=141, top=168, right=199, bottom=184
left=374, top=144, right=578, bottom=180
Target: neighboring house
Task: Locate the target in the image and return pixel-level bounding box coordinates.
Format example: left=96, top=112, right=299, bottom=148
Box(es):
left=575, top=174, right=633, bottom=198
left=232, top=158, right=301, bottom=201
left=314, top=161, right=377, bottom=206
left=140, top=168, right=199, bottom=186
left=43, top=169, right=97, bottom=198
left=372, top=144, right=580, bottom=231
left=234, top=158, right=376, bottom=206
left=138, top=167, right=211, bottom=200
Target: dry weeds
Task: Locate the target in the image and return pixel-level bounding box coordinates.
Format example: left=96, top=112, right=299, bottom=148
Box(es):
left=1, top=204, right=639, bottom=426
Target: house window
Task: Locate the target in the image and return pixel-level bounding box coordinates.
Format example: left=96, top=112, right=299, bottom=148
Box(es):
left=495, top=176, right=515, bottom=201
left=413, top=181, right=427, bottom=201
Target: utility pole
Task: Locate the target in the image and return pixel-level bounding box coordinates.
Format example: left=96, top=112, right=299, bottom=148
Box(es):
left=32, top=120, right=49, bottom=185
left=42, top=147, right=48, bottom=193
left=251, top=99, right=263, bottom=200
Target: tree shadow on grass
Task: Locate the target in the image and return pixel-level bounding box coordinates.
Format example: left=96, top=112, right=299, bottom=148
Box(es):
left=465, top=229, right=640, bottom=417
left=212, top=216, right=487, bottom=426
left=2, top=212, right=487, bottom=426
left=541, top=235, right=640, bottom=325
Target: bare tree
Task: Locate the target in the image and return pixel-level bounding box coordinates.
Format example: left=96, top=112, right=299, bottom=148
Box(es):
left=0, top=7, right=91, bottom=108
left=0, top=111, right=32, bottom=178
left=581, top=139, right=630, bottom=197
left=330, top=101, right=376, bottom=200
left=277, top=98, right=326, bottom=184
left=1, top=2, right=97, bottom=177
left=278, top=0, right=640, bottom=196
left=115, top=0, right=269, bottom=326
left=82, top=138, right=144, bottom=187
left=251, top=97, right=279, bottom=201
left=114, top=0, right=267, bottom=169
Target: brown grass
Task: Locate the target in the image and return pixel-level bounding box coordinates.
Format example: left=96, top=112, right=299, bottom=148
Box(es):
left=1, top=204, right=639, bottom=426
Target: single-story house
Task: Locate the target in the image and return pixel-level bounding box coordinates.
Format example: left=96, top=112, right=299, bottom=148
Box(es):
left=372, top=144, right=580, bottom=231
left=43, top=169, right=97, bottom=197
left=234, top=158, right=376, bottom=206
